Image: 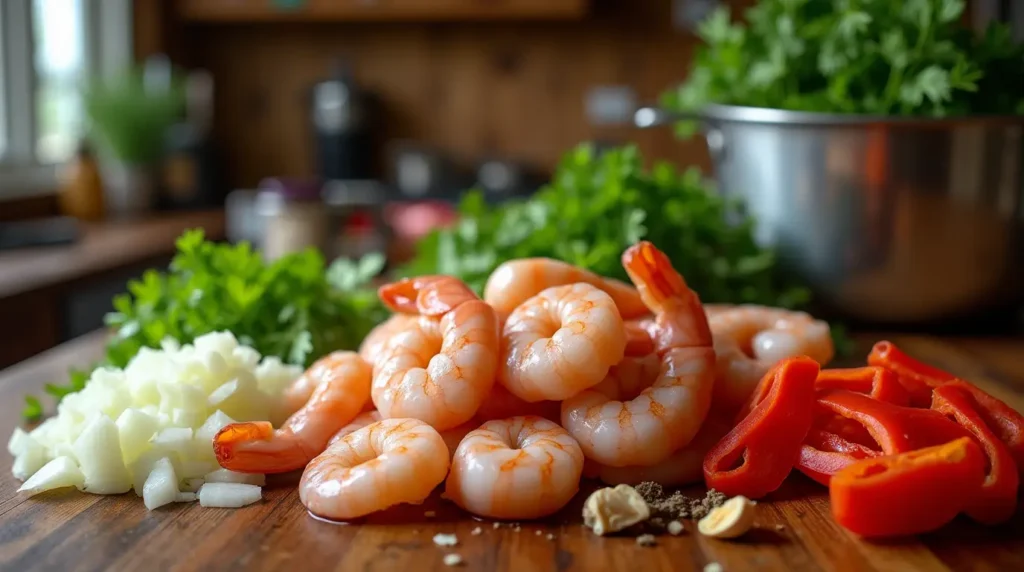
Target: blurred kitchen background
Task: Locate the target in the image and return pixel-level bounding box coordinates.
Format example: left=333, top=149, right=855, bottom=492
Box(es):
left=1, top=0, right=1023, bottom=369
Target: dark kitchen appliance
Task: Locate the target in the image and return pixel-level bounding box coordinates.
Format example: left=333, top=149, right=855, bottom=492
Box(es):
left=310, top=61, right=374, bottom=181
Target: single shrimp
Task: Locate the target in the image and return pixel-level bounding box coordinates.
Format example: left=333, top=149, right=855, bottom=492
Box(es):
left=500, top=282, right=626, bottom=402
left=439, top=421, right=477, bottom=459
left=561, top=241, right=716, bottom=467
left=586, top=417, right=731, bottom=486
left=373, top=276, right=498, bottom=430
left=709, top=305, right=833, bottom=416
left=484, top=258, right=649, bottom=323
left=300, top=418, right=450, bottom=521
left=445, top=416, right=584, bottom=519
left=474, top=383, right=562, bottom=423
left=215, top=351, right=371, bottom=473
left=327, top=410, right=381, bottom=447
left=359, top=314, right=418, bottom=369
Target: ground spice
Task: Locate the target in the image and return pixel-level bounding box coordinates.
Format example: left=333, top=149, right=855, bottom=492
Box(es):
left=636, top=481, right=729, bottom=522
left=636, top=534, right=657, bottom=546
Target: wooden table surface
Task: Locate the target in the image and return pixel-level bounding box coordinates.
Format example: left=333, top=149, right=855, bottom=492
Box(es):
left=1, top=333, right=1022, bottom=572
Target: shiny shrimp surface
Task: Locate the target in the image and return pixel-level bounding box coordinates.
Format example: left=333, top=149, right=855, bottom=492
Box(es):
left=215, top=352, right=372, bottom=473
left=373, top=276, right=499, bottom=430
left=500, top=283, right=626, bottom=402
left=445, top=416, right=584, bottom=519
left=709, top=305, right=833, bottom=415
left=484, top=258, right=648, bottom=323
left=359, top=314, right=418, bottom=370
left=474, top=383, right=562, bottom=423
left=561, top=241, right=716, bottom=467
left=300, top=418, right=450, bottom=521
left=327, top=410, right=381, bottom=447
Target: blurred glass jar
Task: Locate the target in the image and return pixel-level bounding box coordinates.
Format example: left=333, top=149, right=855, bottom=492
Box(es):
left=256, top=178, right=329, bottom=262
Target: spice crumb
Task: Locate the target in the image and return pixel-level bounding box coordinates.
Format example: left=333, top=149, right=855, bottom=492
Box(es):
left=703, top=563, right=723, bottom=572
left=471, top=527, right=482, bottom=536
left=433, top=533, right=459, bottom=547
left=636, top=534, right=657, bottom=547
left=492, top=522, right=501, bottom=529
left=546, top=533, right=555, bottom=540
left=443, top=554, right=464, bottom=567
left=424, top=511, right=437, bottom=518
left=667, top=521, right=685, bottom=536
left=775, top=524, right=785, bottom=531
left=535, top=530, right=542, bottom=535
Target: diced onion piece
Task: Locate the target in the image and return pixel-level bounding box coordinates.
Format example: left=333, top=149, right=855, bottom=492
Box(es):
left=182, top=478, right=205, bottom=493
left=73, top=416, right=131, bottom=494
left=11, top=433, right=49, bottom=481
left=18, top=456, right=84, bottom=495
left=129, top=450, right=182, bottom=497
left=179, top=460, right=217, bottom=480
left=175, top=492, right=198, bottom=503
left=116, top=409, right=159, bottom=464
left=152, top=427, right=193, bottom=448
left=8, top=427, right=31, bottom=456
left=203, top=468, right=266, bottom=486
left=143, top=457, right=180, bottom=510
left=198, top=483, right=262, bottom=508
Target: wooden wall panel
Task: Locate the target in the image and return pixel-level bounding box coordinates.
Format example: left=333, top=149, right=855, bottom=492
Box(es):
left=179, top=0, right=711, bottom=188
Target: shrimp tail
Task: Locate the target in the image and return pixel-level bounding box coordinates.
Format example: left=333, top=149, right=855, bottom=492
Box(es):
left=214, top=421, right=311, bottom=474
left=378, top=276, right=478, bottom=316
left=622, top=241, right=689, bottom=310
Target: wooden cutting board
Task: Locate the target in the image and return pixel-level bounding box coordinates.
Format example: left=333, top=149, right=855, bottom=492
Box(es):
left=1, top=332, right=1022, bottom=572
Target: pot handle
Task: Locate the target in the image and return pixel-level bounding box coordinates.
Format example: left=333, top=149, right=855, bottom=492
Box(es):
left=633, top=107, right=727, bottom=162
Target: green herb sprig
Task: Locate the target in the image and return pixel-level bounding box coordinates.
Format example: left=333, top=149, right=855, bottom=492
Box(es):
left=664, top=0, right=1024, bottom=137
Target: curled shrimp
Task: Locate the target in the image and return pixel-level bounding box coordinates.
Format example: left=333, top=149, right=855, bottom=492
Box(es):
left=561, top=241, right=716, bottom=467
left=373, top=276, right=499, bottom=430
left=474, top=383, right=561, bottom=423
left=439, top=421, right=477, bottom=459
left=709, top=305, right=833, bottom=415
left=300, top=418, right=450, bottom=521
left=500, top=282, right=626, bottom=402
left=484, top=258, right=648, bottom=323
left=327, top=410, right=381, bottom=447
left=445, top=416, right=584, bottom=519
left=215, top=351, right=371, bottom=473
left=359, top=314, right=418, bottom=370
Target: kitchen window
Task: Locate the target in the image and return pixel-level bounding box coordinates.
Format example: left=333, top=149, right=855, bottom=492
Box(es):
left=0, top=0, right=131, bottom=197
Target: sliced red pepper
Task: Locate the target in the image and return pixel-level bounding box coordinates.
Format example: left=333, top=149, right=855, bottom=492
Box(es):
left=704, top=356, right=820, bottom=498
left=932, top=384, right=1019, bottom=524
left=829, top=437, right=986, bottom=538
left=797, top=429, right=880, bottom=486
left=814, top=367, right=909, bottom=406
left=867, top=341, right=955, bottom=406
left=813, top=412, right=879, bottom=449
left=942, top=379, right=1024, bottom=480
left=816, top=389, right=973, bottom=454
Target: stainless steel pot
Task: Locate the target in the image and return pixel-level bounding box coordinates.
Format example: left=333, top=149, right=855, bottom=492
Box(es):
left=636, top=104, right=1024, bottom=323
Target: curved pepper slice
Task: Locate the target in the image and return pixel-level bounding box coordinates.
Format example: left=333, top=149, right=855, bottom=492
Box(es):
left=797, top=429, right=880, bottom=486
left=931, top=385, right=1019, bottom=524
left=867, top=341, right=955, bottom=406
left=829, top=437, right=986, bottom=538
left=816, top=389, right=972, bottom=454
left=704, top=356, right=820, bottom=498
left=815, top=366, right=909, bottom=406
left=942, top=380, right=1024, bottom=480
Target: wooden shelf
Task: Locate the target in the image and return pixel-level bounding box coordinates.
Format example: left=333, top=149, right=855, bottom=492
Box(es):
left=178, top=0, right=589, bottom=22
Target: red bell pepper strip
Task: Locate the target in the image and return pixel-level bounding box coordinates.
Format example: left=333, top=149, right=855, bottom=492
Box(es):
left=816, top=389, right=973, bottom=454
left=704, top=356, right=820, bottom=498
left=867, top=341, right=955, bottom=406
left=812, top=412, right=879, bottom=449
left=815, top=366, right=910, bottom=406
left=829, top=437, right=986, bottom=538
left=942, top=380, right=1024, bottom=480
left=932, top=384, right=1019, bottom=524
left=796, top=429, right=880, bottom=486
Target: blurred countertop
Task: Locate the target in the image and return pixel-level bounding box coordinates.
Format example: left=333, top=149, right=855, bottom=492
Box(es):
left=0, top=210, right=224, bottom=301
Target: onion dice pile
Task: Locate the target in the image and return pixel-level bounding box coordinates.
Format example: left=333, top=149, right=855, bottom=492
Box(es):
left=8, top=332, right=301, bottom=510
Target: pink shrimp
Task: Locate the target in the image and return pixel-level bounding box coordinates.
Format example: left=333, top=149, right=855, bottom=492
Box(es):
left=561, top=241, right=716, bottom=467
left=359, top=314, right=418, bottom=370
left=474, top=383, right=562, bottom=423
left=215, top=351, right=371, bottom=473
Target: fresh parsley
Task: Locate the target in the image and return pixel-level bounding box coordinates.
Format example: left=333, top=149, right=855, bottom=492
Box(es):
left=400, top=143, right=810, bottom=309
left=664, top=0, right=1024, bottom=136
left=25, top=230, right=387, bottom=419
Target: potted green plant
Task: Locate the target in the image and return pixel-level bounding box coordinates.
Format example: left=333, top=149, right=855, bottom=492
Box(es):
left=637, top=0, right=1024, bottom=325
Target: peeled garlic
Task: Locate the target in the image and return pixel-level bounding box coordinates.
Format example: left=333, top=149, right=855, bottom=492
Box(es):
left=697, top=495, right=757, bottom=539
left=582, top=484, right=650, bottom=536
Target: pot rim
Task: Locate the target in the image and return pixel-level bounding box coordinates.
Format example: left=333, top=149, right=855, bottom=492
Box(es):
left=636, top=104, right=1024, bottom=128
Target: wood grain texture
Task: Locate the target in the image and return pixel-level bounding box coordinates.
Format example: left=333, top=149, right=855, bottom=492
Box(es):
left=1, top=333, right=1022, bottom=572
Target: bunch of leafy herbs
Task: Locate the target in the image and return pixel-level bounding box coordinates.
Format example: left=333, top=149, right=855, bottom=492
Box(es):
left=399, top=143, right=810, bottom=310
left=663, top=0, right=1024, bottom=136
left=24, top=230, right=386, bottom=420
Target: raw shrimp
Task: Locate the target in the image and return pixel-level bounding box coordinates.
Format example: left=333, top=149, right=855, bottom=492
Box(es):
left=500, top=283, right=626, bottom=402
left=587, top=418, right=731, bottom=486
left=445, top=416, right=584, bottom=519
left=484, top=258, right=649, bottom=323
left=439, top=421, right=477, bottom=459
left=215, top=351, right=371, bottom=473
left=300, top=418, right=450, bottom=520
left=561, top=241, right=716, bottom=467
left=359, top=314, right=418, bottom=369
left=709, top=305, right=833, bottom=415
left=474, top=383, right=561, bottom=423
left=328, top=410, right=381, bottom=447
left=373, top=276, right=498, bottom=430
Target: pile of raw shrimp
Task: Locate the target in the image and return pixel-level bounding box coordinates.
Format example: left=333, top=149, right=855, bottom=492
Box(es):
left=213, top=241, right=834, bottom=522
